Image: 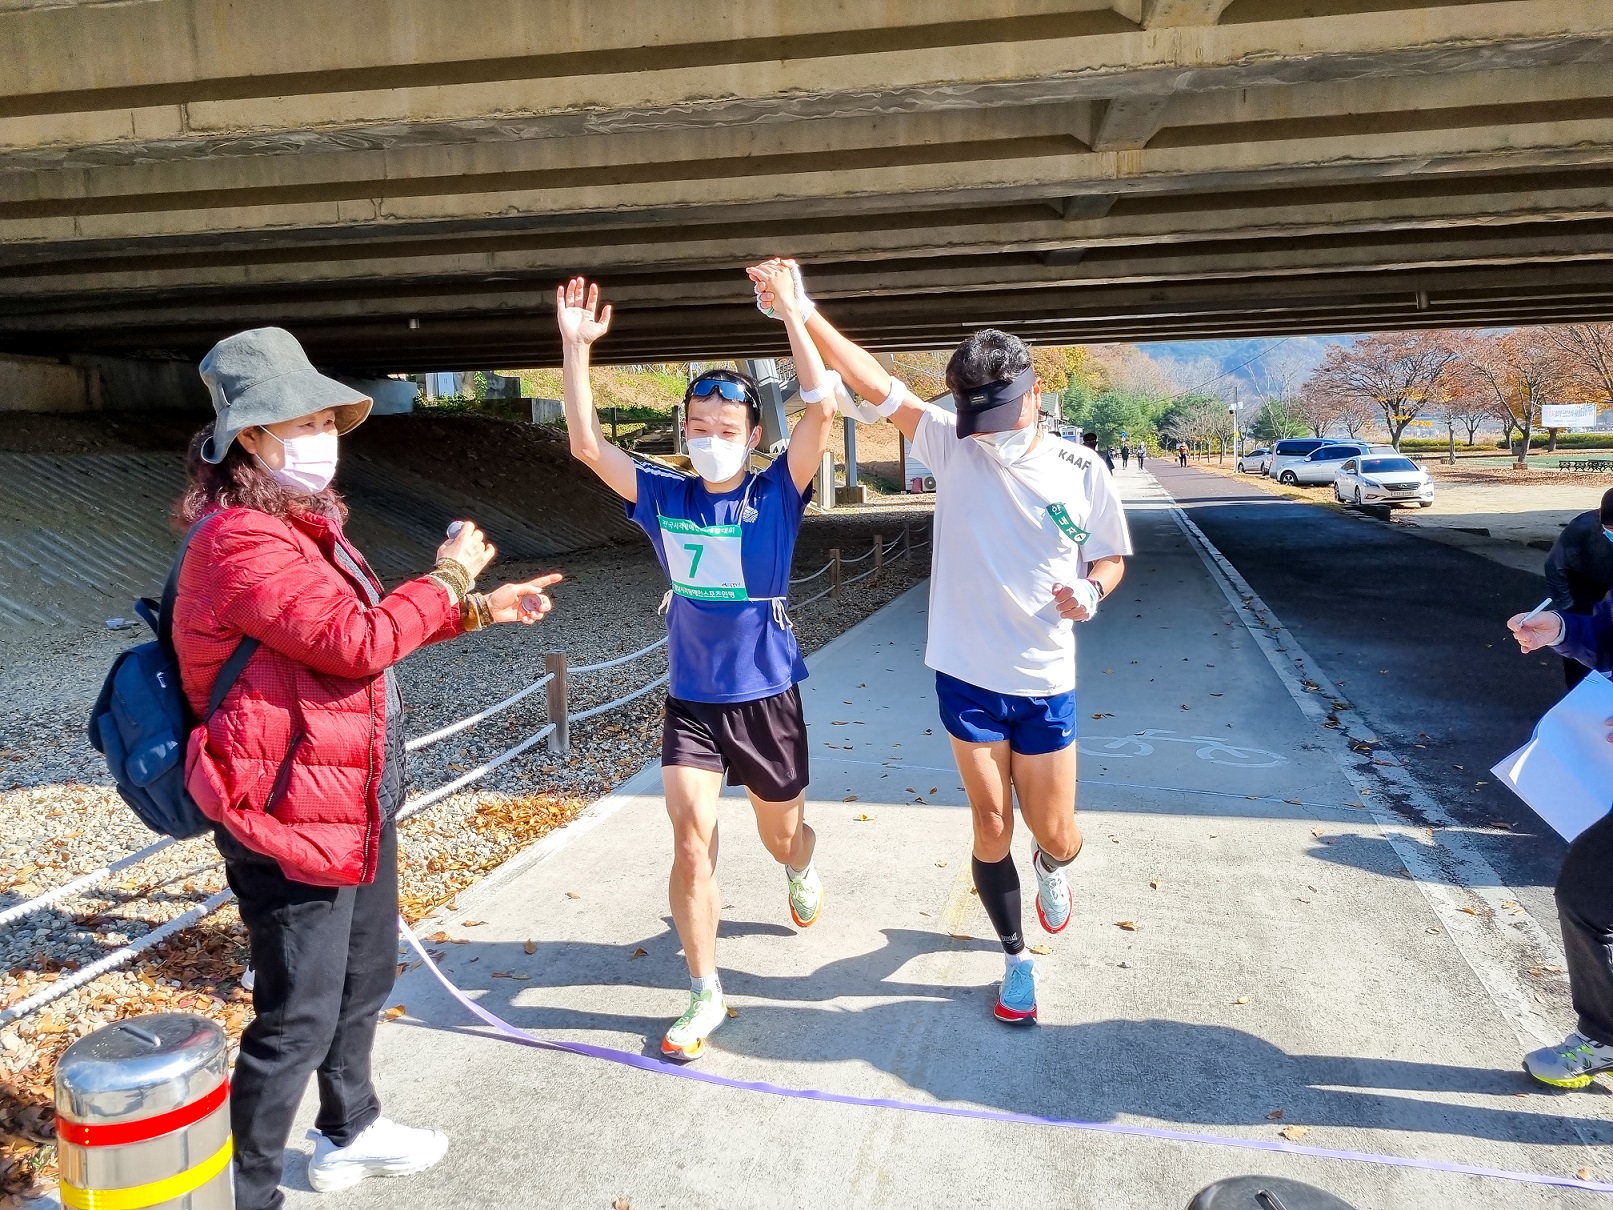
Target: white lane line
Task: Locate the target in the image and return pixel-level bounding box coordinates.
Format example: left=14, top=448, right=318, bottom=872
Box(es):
left=1150, top=473, right=1573, bottom=1060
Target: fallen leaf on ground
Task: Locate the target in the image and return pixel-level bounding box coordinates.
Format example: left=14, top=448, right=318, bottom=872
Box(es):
left=384, top=1005, right=407, bottom=1020
left=935, top=861, right=947, bottom=868
left=428, top=931, right=451, bottom=943
left=1266, top=1109, right=1285, bottom=1120
left=725, top=1005, right=739, bottom=1019
left=1579, top=1168, right=1594, bottom=1181
left=565, top=891, right=580, bottom=899
left=843, top=794, right=859, bottom=802
left=614, top=1199, right=633, bottom=1210
left=1116, top=921, right=1138, bottom=931
left=630, top=947, right=648, bottom=959
left=524, top=940, right=537, bottom=954
left=462, top=920, right=486, bottom=927
left=1234, top=997, right=1250, bottom=1005
left=1028, top=944, right=1053, bottom=955
left=1149, top=879, right=1163, bottom=890
left=855, top=813, right=873, bottom=821
left=950, top=933, right=973, bottom=941
left=929, top=787, right=938, bottom=794
left=1279, top=1125, right=1311, bottom=1142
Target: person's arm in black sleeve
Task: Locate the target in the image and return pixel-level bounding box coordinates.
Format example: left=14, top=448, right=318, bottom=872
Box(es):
left=1545, top=532, right=1575, bottom=612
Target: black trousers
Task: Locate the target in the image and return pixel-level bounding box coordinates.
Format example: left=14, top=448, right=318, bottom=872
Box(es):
left=1558, top=810, right=1613, bottom=1045
left=218, top=823, right=399, bottom=1210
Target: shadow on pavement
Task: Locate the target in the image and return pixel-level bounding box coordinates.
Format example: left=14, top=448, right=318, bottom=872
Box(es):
left=405, top=927, right=1613, bottom=1150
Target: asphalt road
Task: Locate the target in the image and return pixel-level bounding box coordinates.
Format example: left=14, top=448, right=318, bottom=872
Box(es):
left=1150, top=461, right=1571, bottom=912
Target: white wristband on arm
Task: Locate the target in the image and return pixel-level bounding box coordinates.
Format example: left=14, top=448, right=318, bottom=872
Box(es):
left=1067, top=578, right=1101, bottom=620
left=797, top=370, right=840, bottom=404
left=873, top=378, right=907, bottom=418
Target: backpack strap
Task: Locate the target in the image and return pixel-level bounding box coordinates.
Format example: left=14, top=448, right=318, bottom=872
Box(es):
left=160, top=513, right=262, bottom=720
left=205, top=633, right=261, bottom=718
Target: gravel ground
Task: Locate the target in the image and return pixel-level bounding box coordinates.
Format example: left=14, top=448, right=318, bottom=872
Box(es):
left=0, top=502, right=930, bottom=1203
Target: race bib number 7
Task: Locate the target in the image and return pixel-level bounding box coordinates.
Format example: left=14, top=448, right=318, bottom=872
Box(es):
left=660, top=516, right=749, bottom=601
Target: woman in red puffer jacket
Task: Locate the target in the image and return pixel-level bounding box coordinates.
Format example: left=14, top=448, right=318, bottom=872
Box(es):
left=170, top=326, right=561, bottom=1210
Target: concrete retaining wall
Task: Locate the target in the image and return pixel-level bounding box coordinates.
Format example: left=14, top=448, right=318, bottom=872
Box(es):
left=0, top=352, right=210, bottom=414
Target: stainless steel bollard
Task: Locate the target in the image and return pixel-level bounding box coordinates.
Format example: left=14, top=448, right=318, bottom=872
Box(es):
left=55, top=1013, right=232, bottom=1210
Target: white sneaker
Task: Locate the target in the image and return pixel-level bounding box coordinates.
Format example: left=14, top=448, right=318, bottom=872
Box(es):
left=1031, top=847, right=1072, bottom=933
left=306, top=1116, right=449, bottom=1193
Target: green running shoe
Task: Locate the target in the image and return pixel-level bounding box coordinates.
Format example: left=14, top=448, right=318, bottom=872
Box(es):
left=661, top=988, right=726, bottom=1061
left=787, top=861, right=824, bottom=928
left=1524, top=1032, right=1613, bottom=1089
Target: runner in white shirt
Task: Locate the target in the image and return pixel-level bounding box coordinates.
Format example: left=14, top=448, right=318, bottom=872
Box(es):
left=751, top=260, right=1131, bottom=1024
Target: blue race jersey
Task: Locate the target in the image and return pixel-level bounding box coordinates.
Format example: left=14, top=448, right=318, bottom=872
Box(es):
left=629, top=455, right=812, bottom=703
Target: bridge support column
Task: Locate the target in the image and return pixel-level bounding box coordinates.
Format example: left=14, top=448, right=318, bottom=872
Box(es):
left=0, top=352, right=208, bottom=414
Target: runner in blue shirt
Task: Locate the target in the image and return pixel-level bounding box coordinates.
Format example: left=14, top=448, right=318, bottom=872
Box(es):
left=554, top=270, right=838, bottom=1059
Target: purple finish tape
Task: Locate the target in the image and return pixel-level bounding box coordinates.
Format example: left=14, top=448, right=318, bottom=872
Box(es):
left=399, top=919, right=1612, bottom=1195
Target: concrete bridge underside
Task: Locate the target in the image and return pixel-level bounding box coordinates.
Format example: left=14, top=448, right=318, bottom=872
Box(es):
left=3, top=0, right=1613, bottom=373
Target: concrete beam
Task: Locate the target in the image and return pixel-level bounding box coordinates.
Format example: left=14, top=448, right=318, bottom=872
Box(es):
left=1089, top=94, right=1172, bottom=151
left=1142, top=0, right=1233, bottom=28
left=1, top=3, right=1607, bottom=173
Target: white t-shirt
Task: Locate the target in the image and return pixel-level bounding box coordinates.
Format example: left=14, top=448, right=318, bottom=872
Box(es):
left=912, top=406, right=1132, bottom=696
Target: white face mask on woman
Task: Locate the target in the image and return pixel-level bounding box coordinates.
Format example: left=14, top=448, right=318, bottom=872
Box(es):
left=686, top=435, right=753, bottom=484
left=972, top=423, right=1039, bottom=467
left=258, top=429, right=339, bottom=493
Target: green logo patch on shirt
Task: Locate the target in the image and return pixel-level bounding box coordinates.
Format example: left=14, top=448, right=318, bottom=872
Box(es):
left=1048, top=502, right=1089, bottom=544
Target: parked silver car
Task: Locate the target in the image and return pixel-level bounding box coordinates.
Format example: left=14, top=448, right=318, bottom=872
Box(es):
left=1278, top=443, right=1372, bottom=485
left=1236, top=446, right=1271, bottom=474
left=1265, top=437, right=1346, bottom=481
left=1334, top=454, right=1434, bottom=508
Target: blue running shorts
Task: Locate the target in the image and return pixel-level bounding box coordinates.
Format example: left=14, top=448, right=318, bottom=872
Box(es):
left=934, top=671, right=1077, bottom=755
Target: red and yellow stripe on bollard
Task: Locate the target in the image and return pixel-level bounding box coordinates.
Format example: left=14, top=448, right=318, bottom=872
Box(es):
left=55, top=1014, right=233, bottom=1210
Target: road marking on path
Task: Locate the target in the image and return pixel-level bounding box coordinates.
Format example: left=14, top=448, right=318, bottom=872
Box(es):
left=1139, top=475, right=1578, bottom=1068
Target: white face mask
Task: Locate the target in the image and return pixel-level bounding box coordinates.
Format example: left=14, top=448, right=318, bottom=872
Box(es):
left=972, top=424, right=1038, bottom=467
left=258, top=429, right=339, bottom=493
left=686, top=435, right=753, bottom=484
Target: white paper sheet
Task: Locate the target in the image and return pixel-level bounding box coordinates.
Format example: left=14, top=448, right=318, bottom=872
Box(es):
left=1493, top=670, right=1613, bottom=842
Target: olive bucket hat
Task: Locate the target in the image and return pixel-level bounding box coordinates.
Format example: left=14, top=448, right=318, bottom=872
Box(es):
left=198, top=326, right=372, bottom=463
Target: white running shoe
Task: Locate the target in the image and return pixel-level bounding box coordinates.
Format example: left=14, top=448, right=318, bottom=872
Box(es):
left=1031, top=847, right=1072, bottom=933
left=787, top=862, right=824, bottom=928
left=306, top=1117, right=449, bottom=1193
left=661, top=987, right=727, bottom=1061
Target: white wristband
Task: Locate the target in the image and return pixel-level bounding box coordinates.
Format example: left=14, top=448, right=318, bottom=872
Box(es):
left=798, top=369, right=841, bottom=404
left=873, top=378, right=907, bottom=418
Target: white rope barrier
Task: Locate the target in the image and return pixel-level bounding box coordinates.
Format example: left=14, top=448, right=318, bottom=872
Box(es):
left=0, top=837, right=177, bottom=928
left=569, top=636, right=668, bottom=676
left=794, top=585, right=834, bottom=608
left=789, top=561, right=832, bottom=585
left=569, top=673, right=671, bottom=723
left=395, top=723, right=558, bottom=822
left=0, top=889, right=235, bottom=1029
left=405, top=674, right=554, bottom=752
left=844, top=564, right=881, bottom=587
left=838, top=546, right=877, bottom=563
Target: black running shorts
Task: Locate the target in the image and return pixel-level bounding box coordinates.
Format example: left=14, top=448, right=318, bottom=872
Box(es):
left=661, top=685, right=810, bottom=802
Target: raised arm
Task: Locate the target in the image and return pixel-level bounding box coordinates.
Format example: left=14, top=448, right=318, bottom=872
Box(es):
left=748, top=261, right=836, bottom=494
left=751, top=258, right=928, bottom=443
left=556, top=277, right=639, bottom=503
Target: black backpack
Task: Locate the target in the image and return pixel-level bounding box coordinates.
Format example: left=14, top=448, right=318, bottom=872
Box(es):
left=87, top=517, right=260, bottom=838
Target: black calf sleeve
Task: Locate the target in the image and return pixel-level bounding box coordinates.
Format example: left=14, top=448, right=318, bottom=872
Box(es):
left=972, top=855, right=1024, bottom=955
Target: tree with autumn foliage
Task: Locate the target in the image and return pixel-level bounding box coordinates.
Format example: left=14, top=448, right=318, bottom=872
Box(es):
left=1542, top=323, right=1613, bottom=412
left=1458, top=330, right=1577, bottom=467
left=1303, top=331, right=1462, bottom=450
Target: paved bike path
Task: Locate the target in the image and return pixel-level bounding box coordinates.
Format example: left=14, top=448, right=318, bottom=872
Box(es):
left=282, top=474, right=1612, bottom=1210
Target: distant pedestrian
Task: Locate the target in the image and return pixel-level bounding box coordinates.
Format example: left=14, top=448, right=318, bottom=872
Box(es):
left=1120, top=443, right=1131, bottom=469
left=1136, top=443, right=1146, bottom=468
left=1177, top=441, right=1189, bottom=467
left=1543, top=487, right=1613, bottom=689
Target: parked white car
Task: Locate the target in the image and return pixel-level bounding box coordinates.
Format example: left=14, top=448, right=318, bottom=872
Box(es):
left=1334, top=454, right=1434, bottom=508
left=1236, top=447, right=1271, bottom=473
left=1277, top=443, right=1372, bottom=485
